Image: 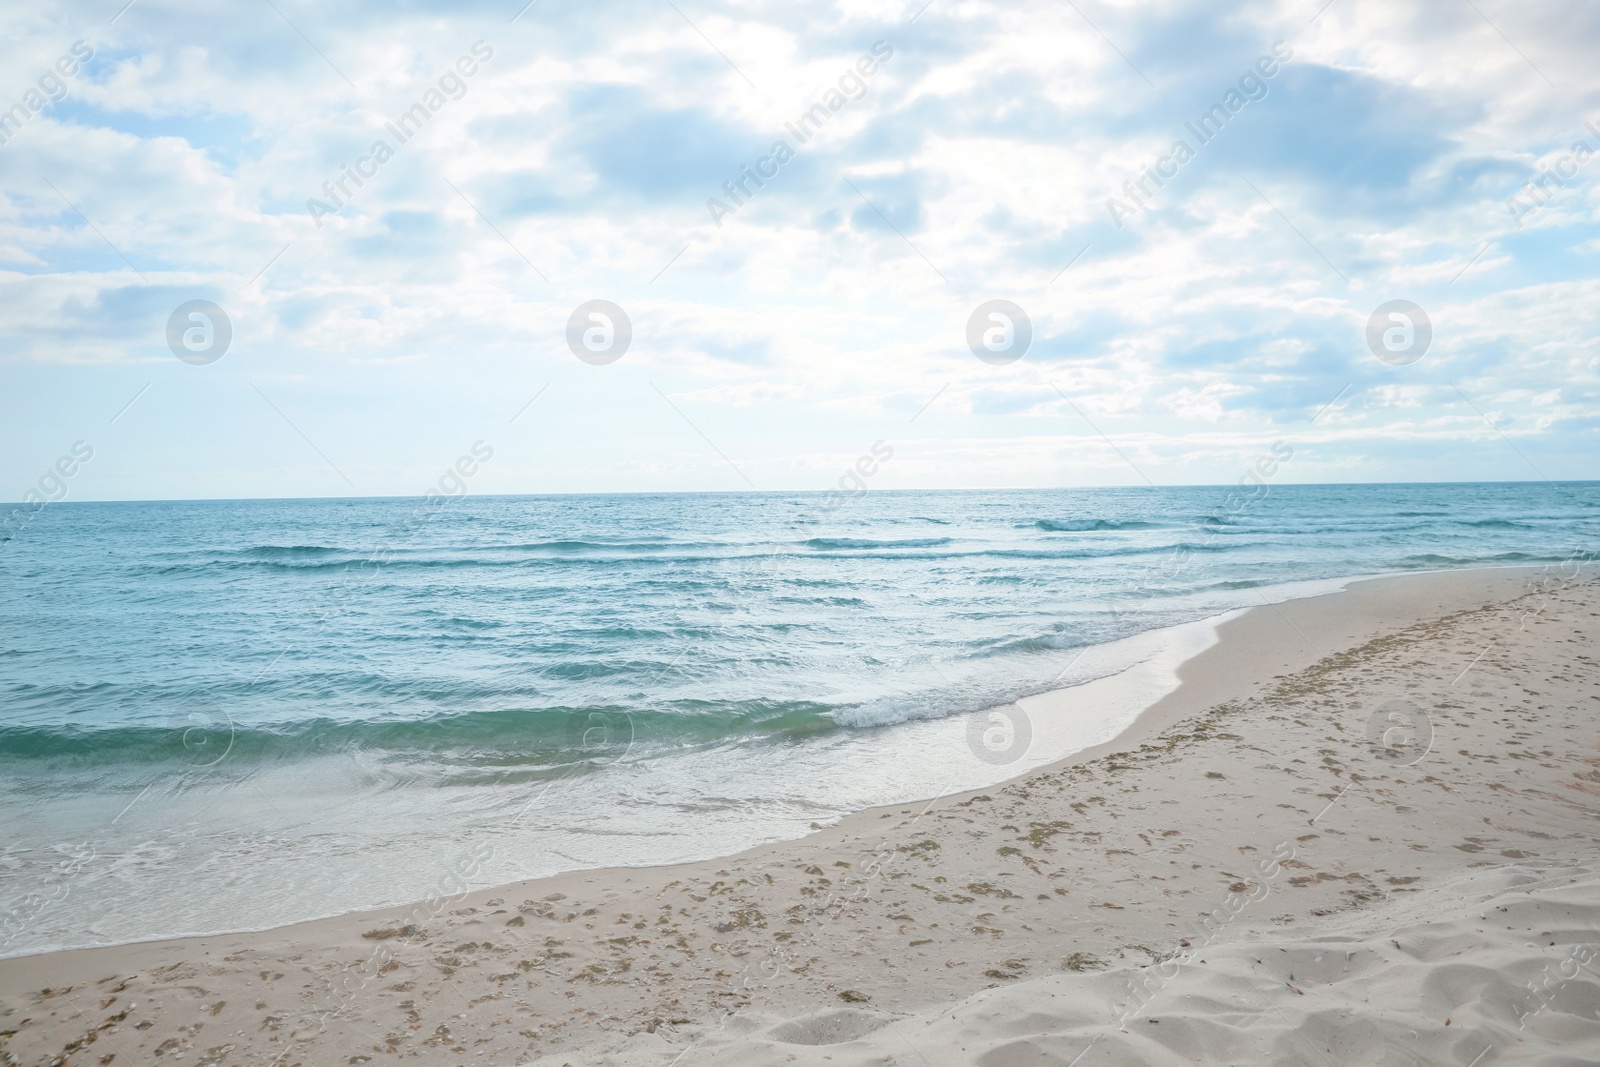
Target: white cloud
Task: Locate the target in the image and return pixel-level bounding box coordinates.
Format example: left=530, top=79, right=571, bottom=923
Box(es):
left=0, top=0, right=1596, bottom=498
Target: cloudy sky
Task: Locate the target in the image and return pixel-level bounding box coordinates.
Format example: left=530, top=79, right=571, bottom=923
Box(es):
left=1, top=0, right=1596, bottom=500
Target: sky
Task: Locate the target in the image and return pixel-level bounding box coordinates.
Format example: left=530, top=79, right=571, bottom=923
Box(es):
left=1, top=0, right=1597, bottom=501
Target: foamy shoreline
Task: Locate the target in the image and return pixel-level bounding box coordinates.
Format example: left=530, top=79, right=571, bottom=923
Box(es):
left=0, top=568, right=1364, bottom=961
left=3, top=563, right=1598, bottom=1066
left=0, top=568, right=1422, bottom=960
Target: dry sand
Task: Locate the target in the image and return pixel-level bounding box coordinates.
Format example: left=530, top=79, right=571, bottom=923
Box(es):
left=3, top=564, right=1599, bottom=1066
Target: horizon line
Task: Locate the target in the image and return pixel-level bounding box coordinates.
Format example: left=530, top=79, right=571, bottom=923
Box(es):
left=7, top=477, right=1596, bottom=508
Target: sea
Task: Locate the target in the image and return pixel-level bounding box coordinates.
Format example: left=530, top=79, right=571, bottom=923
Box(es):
left=1, top=481, right=1595, bottom=957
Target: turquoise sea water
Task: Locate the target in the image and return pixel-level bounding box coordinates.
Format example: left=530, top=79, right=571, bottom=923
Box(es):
left=1, top=482, right=1596, bottom=955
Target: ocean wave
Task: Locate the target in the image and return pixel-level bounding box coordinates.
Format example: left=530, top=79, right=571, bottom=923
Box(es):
left=1396, top=551, right=1544, bottom=566
left=7, top=486, right=1596, bottom=793
left=0, top=701, right=841, bottom=770
left=491, top=539, right=729, bottom=553
left=239, top=544, right=348, bottom=558
left=1192, top=517, right=1548, bottom=537
left=801, top=537, right=956, bottom=550
left=125, top=539, right=1254, bottom=578
left=976, top=632, right=1089, bottom=656
left=231, top=538, right=731, bottom=557
left=137, top=545, right=737, bottom=574
left=1197, top=516, right=1547, bottom=534
left=1031, top=519, right=1174, bottom=532
left=787, top=541, right=1238, bottom=562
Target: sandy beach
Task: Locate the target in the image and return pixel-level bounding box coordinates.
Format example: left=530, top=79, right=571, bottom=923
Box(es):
left=8, top=1, right=1596, bottom=1062
left=4, top=563, right=1599, bottom=1066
